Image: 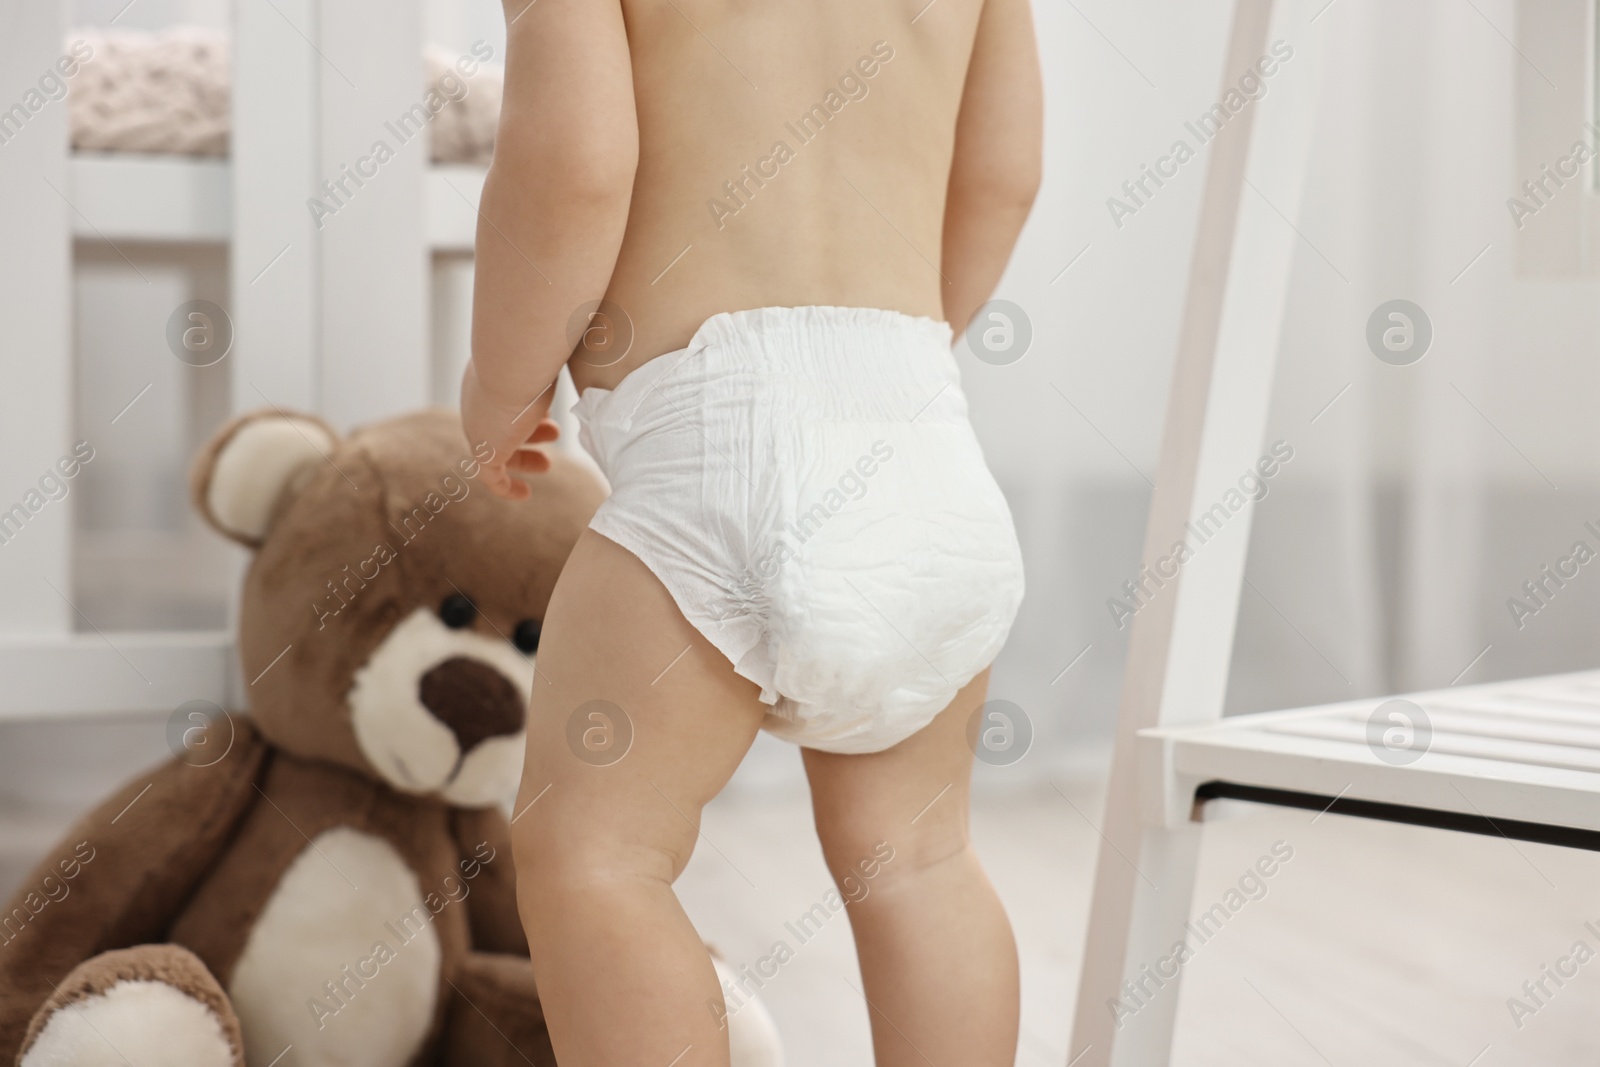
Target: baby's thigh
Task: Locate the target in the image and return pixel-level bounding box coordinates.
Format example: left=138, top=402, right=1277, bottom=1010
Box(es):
left=514, top=530, right=768, bottom=880
left=802, top=671, right=990, bottom=879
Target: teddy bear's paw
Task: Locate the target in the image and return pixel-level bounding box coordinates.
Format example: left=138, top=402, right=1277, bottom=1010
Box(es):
left=19, top=945, right=244, bottom=1067
left=713, top=956, right=786, bottom=1067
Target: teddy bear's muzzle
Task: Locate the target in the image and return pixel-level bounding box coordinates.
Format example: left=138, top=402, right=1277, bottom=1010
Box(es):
left=417, top=656, right=527, bottom=751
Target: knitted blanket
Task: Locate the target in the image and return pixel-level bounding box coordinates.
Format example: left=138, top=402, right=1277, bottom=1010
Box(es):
left=68, top=28, right=501, bottom=164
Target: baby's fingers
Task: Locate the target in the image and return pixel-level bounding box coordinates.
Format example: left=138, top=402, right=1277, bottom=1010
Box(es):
left=507, top=447, right=553, bottom=474
left=480, top=462, right=531, bottom=500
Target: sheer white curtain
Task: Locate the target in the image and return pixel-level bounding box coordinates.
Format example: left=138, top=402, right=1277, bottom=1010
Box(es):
left=1229, top=0, right=1600, bottom=717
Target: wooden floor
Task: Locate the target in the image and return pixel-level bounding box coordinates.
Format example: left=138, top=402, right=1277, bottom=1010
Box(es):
left=3, top=753, right=1597, bottom=1065
left=685, top=764, right=1600, bottom=1066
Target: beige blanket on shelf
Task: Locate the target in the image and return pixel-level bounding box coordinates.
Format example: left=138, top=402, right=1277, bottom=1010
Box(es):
left=68, top=28, right=502, bottom=164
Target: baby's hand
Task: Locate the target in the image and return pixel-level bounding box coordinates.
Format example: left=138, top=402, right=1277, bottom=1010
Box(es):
left=460, top=360, right=560, bottom=501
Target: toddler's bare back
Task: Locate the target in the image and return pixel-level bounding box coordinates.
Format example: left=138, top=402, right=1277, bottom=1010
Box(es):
left=582, top=0, right=987, bottom=386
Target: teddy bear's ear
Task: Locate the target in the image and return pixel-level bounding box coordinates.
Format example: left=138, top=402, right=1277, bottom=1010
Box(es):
left=190, top=410, right=341, bottom=547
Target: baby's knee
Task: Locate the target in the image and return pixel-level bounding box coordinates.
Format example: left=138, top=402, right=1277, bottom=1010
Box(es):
left=815, top=817, right=968, bottom=898
left=512, top=811, right=694, bottom=902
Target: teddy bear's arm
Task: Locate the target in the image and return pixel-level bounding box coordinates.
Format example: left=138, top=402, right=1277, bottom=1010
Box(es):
left=0, top=717, right=269, bottom=1063
left=450, top=806, right=529, bottom=955
left=442, top=951, right=554, bottom=1066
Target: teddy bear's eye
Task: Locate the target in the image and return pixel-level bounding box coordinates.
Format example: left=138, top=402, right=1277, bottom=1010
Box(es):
left=512, top=618, right=541, bottom=654
left=439, top=594, right=477, bottom=629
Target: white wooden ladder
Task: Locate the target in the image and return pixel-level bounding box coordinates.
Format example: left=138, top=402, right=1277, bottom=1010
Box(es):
left=1069, top=0, right=1320, bottom=1060
left=1068, top=1, right=1600, bottom=1064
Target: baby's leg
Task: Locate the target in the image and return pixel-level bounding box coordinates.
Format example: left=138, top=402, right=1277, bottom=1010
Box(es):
left=803, top=672, right=1020, bottom=1067
left=512, top=530, right=768, bottom=1067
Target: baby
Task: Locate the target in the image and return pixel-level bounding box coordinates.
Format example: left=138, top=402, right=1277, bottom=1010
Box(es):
left=460, top=0, right=1041, bottom=1063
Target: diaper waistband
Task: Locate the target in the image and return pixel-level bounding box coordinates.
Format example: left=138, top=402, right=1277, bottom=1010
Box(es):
left=693, top=304, right=952, bottom=365
left=573, top=305, right=962, bottom=431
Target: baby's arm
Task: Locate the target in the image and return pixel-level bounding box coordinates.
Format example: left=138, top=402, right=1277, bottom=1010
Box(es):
left=463, top=0, right=638, bottom=499
left=940, top=0, right=1043, bottom=334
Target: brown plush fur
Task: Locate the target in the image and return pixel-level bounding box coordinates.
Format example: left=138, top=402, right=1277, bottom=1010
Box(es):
left=188, top=411, right=341, bottom=550
left=0, top=408, right=607, bottom=1066
left=233, top=408, right=603, bottom=779
left=442, top=952, right=557, bottom=1067
left=0, top=716, right=267, bottom=1058
left=447, top=808, right=528, bottom=956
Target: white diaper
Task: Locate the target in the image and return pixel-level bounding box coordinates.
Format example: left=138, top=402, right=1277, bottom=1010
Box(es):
left=572, top=305, right=1024, bottom=754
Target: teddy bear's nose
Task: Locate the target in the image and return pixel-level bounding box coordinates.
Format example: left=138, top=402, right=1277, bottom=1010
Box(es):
left=418, top=657, right=527, bottom=751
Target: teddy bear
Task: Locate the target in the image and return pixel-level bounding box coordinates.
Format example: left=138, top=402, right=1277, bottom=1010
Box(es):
left=0, top=407, right=783, bottom=1067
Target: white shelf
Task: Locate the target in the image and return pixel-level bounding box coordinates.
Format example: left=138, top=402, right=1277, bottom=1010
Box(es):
left=427, top=164, right=486, bottom=253
left=0, top=631, right=234, bottom=720
left=68, top=154, right=486, bottom=250
left=70, top=154, right=230, bottom=243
